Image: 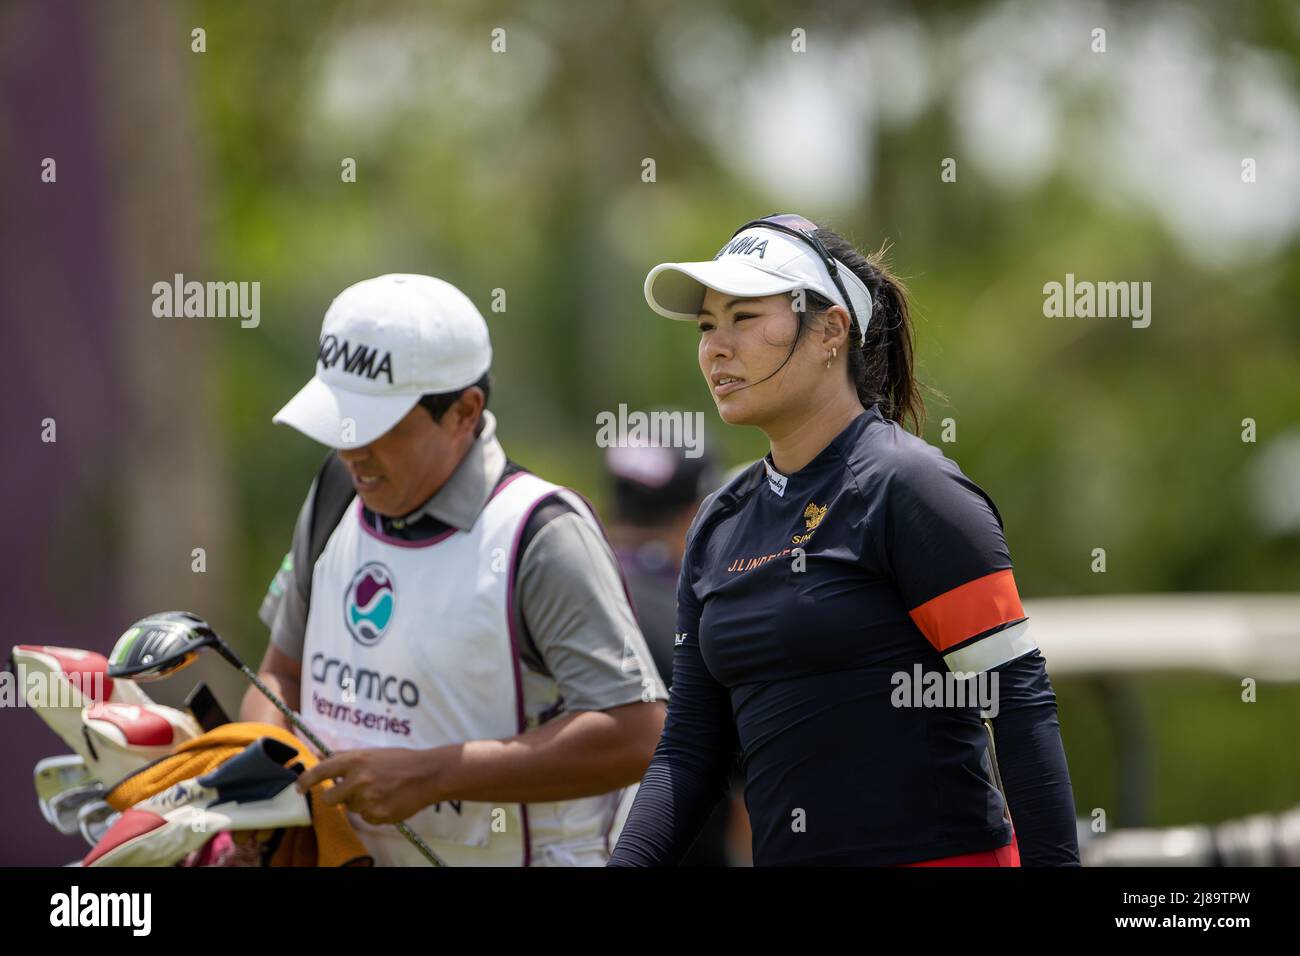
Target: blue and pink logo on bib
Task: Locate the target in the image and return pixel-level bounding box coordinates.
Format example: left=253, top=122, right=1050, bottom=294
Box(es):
left=345, top=562, right=395, bottom=646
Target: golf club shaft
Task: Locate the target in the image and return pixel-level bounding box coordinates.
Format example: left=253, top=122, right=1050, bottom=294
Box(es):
left=236, top=660, right=446, bottom=867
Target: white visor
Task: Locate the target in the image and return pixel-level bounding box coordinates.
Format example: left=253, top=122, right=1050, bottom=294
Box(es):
left=645, top=225, right=872, bottom=338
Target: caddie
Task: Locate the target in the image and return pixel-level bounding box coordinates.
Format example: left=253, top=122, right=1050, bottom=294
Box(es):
left=246, top=273, right=667, bottom=866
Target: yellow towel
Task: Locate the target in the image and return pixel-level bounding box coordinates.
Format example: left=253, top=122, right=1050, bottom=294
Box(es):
left=105, top=721, right=372, bottom=867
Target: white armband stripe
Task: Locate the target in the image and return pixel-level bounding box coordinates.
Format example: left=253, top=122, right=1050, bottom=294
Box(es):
left=943, top=619, right=1036, bottom=674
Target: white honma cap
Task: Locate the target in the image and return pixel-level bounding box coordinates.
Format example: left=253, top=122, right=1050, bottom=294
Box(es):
left=644, top=225, right=873, bottom=338
left=273, top=274, right=492, bottom=448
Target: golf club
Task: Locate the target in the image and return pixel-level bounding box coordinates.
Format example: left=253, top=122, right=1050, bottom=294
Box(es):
left=108, top=611, right=446, bottom=866
left=44, top=784, right=108, bottom=836
left=35, top=754, right=94, bottom=797
left=76, top=800, right=118, bottom=847
left=35, top=755, right=102, bottom=834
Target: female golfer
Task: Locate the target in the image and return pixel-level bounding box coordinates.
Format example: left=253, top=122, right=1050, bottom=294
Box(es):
left=609, top=214, right=1080, bottom=866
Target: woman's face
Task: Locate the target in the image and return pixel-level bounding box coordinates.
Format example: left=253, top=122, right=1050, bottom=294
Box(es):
left=697, top=289, right=821, bottom=427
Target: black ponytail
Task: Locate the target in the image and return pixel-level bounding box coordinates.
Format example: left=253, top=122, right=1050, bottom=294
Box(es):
left=800, top=229, right=934, bottom=434
left=731, top=220, right=934, bottom=433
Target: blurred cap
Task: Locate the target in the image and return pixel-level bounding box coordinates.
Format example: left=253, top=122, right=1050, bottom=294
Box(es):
left=273, top=274, right=492, bottom=448
left=644, top=223, right=872, bottom=337
left=606, top=439, right=720, bottom=525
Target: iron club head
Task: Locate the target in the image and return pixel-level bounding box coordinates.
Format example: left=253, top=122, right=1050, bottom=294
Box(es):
left=76, top=800, right=119, bottom=848
left=35, top=754, right=94, bottom=803
left=36, top=755, right=101, bottom=834
left=43, top=783, right=108, bottom=836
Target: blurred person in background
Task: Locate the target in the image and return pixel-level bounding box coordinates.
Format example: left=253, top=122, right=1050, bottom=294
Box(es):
left=605, top=439, right=718, bottom=682
left=248, top=273, right=666, bottom=866
left=610, top=215, right=1079, bottom=866
left=604, top=439, right=751, bottom=865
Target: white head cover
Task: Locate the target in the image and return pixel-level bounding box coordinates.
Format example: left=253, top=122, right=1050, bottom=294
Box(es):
left=644, top=224, right=873, bottom=338
left=273, top=274, right=492, bottom=448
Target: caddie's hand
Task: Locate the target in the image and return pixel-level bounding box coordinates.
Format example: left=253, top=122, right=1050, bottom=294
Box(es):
left=295, top=748, right=443, bottom=825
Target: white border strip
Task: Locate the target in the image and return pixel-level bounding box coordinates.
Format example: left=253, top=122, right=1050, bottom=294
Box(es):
left=944, top=619, right=1037, bottom=674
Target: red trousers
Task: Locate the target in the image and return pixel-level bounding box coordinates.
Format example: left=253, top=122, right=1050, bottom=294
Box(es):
left=899, top=831, right=1020, bottom=867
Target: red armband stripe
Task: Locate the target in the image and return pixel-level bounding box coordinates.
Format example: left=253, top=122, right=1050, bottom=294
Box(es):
left=908, top=568, right=1025, bottom=653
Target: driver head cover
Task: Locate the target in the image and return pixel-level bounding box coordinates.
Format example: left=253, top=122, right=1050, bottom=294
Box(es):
left=10, top=644, right=152, bottom=768
left=81, top=702, right=204, bottom=789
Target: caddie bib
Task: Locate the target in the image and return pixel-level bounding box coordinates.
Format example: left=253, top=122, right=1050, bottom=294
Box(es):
left=302, top=470, right=629, bottom=866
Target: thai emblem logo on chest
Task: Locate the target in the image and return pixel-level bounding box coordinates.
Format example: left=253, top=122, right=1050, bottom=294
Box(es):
left=791, top=502, right=827, bottom=545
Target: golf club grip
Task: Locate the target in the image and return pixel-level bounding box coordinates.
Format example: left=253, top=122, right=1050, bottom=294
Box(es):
left=239, top=664, right=447, bottom=866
